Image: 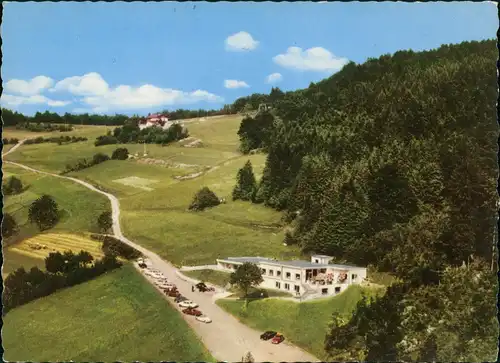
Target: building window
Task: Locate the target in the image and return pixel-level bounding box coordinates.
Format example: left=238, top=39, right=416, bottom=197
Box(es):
left=269, top=270, right=274, bottom=276
left=276, top=282, right=281, bottom=289
left=295, top=273, right=301, bottom=280
left=262, top=268, right=266, bottom=275
left=294, top=285, right=300, bottom=292
left=277, top=270, right=281, bottom=277
left=335, top=287, right=341, bottom=293
left=284, top=283, right=290, bottom=290
left=322, top=288, right=328, bottom=295
left=315, top=259, right=319, bottom=263
left=352, top=274, right=358, bottom=280
left=286, top=272, right=291, bottom=279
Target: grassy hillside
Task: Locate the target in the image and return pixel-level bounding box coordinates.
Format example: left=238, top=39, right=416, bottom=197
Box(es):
left=217, top=285, right=384, bottom=360
left=3, top=264, right=214, bottom=362
left=2, top=164, right=110, bottom=274
left=3, top=164, right=109, bottom=240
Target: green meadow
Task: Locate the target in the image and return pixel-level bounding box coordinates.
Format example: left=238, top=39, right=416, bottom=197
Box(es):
left=3, top=264, right=214, bottom=362
left=217, top=285, right=385, bottom=360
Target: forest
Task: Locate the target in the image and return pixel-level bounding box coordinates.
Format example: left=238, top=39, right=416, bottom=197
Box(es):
left=237, top=40, right=498, bottom=361
left=1, top=105, right=236, bottom=127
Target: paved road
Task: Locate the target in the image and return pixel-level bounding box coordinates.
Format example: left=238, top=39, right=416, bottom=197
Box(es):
left=3, top=141, right=320, bottom=362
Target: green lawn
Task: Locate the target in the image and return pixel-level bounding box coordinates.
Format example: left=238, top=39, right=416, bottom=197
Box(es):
left=3, top=164, right=110, bottom=240
left=2, top=164, right=110, bottom=274
left=182, top=269, right=293, bottom=298
left=3, top=264, right=215, bottom=362
left=184, top=269, right=232, bottom=287
left=3, top=115, right=304, bottom=267
left=217, top=285, right=385, bottom=360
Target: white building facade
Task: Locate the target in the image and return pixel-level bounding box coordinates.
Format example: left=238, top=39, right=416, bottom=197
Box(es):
left=139, top=114, right=177, bottom=131
left=215, top=255, right=367, bottom=300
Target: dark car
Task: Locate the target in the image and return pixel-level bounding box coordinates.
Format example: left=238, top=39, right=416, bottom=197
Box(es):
left=175, top=295, right=188, bottom=303
left=168, top=289, right=179, bottom=297
left=271, top=334, right=285, bottom=344
left=196, top=282, right=208, bottom=292
left=182, top=308, right=202, bottom=316
left=260, top=331, right=277, bottom=340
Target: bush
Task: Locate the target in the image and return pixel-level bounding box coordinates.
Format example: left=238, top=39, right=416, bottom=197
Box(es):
left=188, top=187, right=221, bottom=211
left=93, top=153, right=110, bottom=164
left=95, top=135, right=118, bottom=146
left=111, top=147, right=129, bottom=160
left=2, top=213, right=19, bottom=238
left=3, top=176, right=23, bottom=196
left=90, top=234, right=142, bottom=260
left=97, top=211, right=113, bottom=232
left=62, top=152, right=110, bottom=174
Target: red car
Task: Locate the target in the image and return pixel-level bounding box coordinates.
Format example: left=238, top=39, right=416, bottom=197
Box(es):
left=271, top=334, right=285, bottom=344
left=182, top=308, right=202, bottom=316
left=168, top=289, right=179, bottom=297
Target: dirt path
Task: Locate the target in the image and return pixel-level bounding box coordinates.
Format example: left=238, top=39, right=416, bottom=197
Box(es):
left=3, top=141, right=320, bottom=363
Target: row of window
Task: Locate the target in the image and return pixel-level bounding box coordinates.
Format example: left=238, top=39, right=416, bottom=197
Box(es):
left=276, top=281, right=301, bottom=292
left=261, top=268, right=301, bottom=280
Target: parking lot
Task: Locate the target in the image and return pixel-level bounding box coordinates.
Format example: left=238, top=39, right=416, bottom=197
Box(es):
left=135, top=257, right=319, bottom=362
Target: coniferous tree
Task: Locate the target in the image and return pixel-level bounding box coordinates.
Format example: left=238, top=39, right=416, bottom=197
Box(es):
left=232, top=160, right=258, bottom=202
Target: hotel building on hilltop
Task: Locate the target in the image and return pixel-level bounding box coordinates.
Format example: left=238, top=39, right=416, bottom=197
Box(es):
left=216, top=254, right=367, bottom=300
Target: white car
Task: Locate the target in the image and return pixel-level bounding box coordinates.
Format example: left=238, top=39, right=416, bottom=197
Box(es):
left=196, top=315, right=212, bottom=323
left=178, top=300, right=198, bottom=308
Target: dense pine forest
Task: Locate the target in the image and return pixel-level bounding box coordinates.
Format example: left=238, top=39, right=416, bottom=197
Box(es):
left=237, top=39, right=498, bottom=361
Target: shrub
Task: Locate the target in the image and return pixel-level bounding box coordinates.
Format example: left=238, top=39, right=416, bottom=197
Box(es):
left=3, top=176, right=23, bottom=195
left=111, top=147, right=129, bottom=160
left=95, top=135, right=118, bottom=146
left=2, top=213, right=19, bottom=238
left=90, top=234, right=142, bottom=260
left=188, top=187, right=221, bottom=211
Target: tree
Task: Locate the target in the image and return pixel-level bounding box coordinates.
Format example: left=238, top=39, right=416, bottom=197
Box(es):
left=2, top=213, right=19, bottom=238
left=232, top=160, right=258, bottom=201
left=242, top=103, right=253, bottom=115
left=111, top=147, right=129, bottom=160
left=3, top=176, right=23, bottom=195
left=229, top=262, right=263, bottom=298
left=241, top=352, right=255, bottom=363
left=92, top=152, right=110, bottom=165
left=188, top=187, right=221, bottom=211
left=28, top=194, right=60, bottom=231
left=45, top=252, right=66, bottom=274
left=97, top=211, right=113, bottom=232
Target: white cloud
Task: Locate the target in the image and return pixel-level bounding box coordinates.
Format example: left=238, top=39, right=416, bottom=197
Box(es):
left=4, top=76, right=54, bottom=96
left=265, top=73, right=283, bottom=84
left=273, top=46, right=349, bottom=72
left=81, top=81, right=223, bottom=113
left=1, top=94, right=71, bottom=108
left=50, top=72, right=109, bottom=96
left=225, top=31, right=259, bottom=52
left=224, top=79, right=250, bottom=89
left=5, top=72, right=223, bottom=113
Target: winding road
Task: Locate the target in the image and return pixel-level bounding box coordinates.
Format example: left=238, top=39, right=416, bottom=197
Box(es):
left=2, top=140, right=319, bottom=362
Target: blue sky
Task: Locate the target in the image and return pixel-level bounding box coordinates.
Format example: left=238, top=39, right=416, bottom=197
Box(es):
left=1, top=1, right=497, bottom=116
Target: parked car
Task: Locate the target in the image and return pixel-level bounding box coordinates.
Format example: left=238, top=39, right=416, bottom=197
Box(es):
left=271, top=334, right=285, bottom=344
left=196, top=315, right=212, bottom=323
left=182, top=308, right=202, bottom=316
left=175, top=295, right=188, bottom=303
left=179, top=300, right=198, bottom=308
left=168, top=289, right=179, bottom=297
left=196, top=282, right=208, bottom=292
left=260, top=331, right=277, bottom=340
